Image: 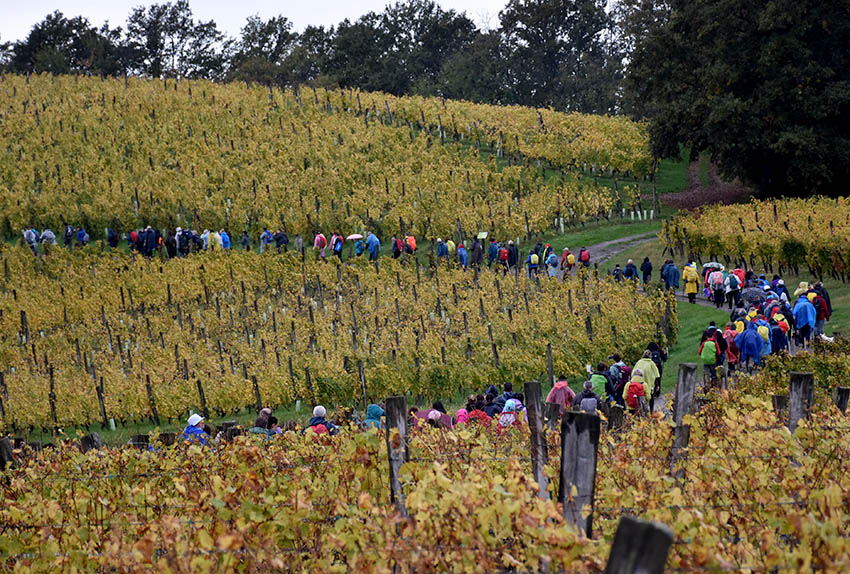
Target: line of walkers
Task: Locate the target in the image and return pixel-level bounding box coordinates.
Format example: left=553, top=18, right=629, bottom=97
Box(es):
left=179, top=343, right=669, bottom=446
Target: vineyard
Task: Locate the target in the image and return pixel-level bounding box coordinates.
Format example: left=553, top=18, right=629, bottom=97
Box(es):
left=0, top=74, right=651, bottom=242
left=0, top=245, right=675, bottom=430
left=1, top=369, right=848, bottom=572
left=662, top=198, right=850, bottom=279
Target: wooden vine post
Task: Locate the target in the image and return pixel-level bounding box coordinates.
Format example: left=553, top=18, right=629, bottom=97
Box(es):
left=670, top=363, right=697, bottom=475
left=385, top=396, right=409, bottom=517
left=604, top=515, right=674, bottom=574
left=558, top=411, right=600, bottom=537
left=788, top=372, right=814, bottom=433
left=145, top=374, right=160, bottom=426
left=524, top=381, right=549, bottom=499
left=835, top=386, right=850, bottom=414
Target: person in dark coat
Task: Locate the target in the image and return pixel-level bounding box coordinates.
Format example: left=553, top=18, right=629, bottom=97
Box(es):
left=640, top=257, right=653, bottom=284
left=487, top=239, right=499, bottom=268
left=302, top=406, right=339, bottom=436
left=624, top=259, right=638, bottom=281
left=470, top=238, right=484, bottom=268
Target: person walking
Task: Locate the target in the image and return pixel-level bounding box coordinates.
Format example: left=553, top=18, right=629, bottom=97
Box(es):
left=682, top=263, right=700, bottom=303
left=640, top=257, right=653, bottom=285
left=545, top=376, right=576, bottom=415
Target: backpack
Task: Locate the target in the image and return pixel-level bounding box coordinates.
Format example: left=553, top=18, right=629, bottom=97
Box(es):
left=699, top=340, right=717, bottom=364
left=333, top=238, right=342, bottom=253
left=728, top=274, right=740, bottom=290
left=567, top=254, right=575, bottom=265
left=579, top=395, right=598, bottom=414
left=712, top=272, right=724, bottom=287
left=530, top=253, right=539, bottom=266
left=579, top=250, right=590, bottom=263
left=618, top=365, right=632, bottom=386
left=625, top=382, right=644, bottom=409
left=499, top=248, right=508, bottom=261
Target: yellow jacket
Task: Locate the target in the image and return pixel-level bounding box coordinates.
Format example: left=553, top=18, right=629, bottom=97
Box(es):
left=683, top=265, right=700, bottom=295
left=634, top=357, right=660, bottom=388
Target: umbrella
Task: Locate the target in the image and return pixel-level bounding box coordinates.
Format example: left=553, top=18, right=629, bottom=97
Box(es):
left=702, top=262, right=725, bottom=271
left=740, top=287, right=766, bottom=306
left=346, top=233, right=363, bottom=241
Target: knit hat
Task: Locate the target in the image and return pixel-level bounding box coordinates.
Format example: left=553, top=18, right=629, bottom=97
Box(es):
left=188, top=413, right=204, bottom=427
left=313, top=405, right=326, bottom=418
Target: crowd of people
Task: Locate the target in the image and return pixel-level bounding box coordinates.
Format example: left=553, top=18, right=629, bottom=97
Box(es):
left=695, top=276, right=833, bottom=378
left=178, top=340, right=670, bottom=446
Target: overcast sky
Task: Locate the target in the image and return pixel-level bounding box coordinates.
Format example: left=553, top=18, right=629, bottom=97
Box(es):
left=0, top=0, right=504, bottom=43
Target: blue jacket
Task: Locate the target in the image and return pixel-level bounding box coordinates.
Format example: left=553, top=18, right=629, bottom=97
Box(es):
left=302, top=416, right=339, bottom=436
left=664, top=265, right=680, bottom=289
left=354, top=239, right=365, bottom=255
left=793, top=297, right=816, bottom=329
left=364, top=404, right=384, bottom=429
left=181, top=425, right=210, bottom=446
left=770, top=324, right=787, bottom=354
left=487, top=242, right=499, bottom=262
left=735, top=324, right=764, bottom=364
left=437, top=242, right=449, bottom=257
left=457, top=247, right=468, bottom=268
left=220, top=231, right=231, bottom=249
left=366, top=233, right=380, bottom=257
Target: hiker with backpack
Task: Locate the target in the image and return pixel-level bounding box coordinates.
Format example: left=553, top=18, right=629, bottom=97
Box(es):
left=507, top=240, right=519, bottom=274
left=723, top=323, right=741, bottom=373
left=578, top=247, right=591, bottom=267
left=590, top=362, right=619, bottom=408
left=572, top=380, right=601, bottom=414
left=725, top=271, right=742, bottom=309
left=623, top=259, right=638, bottom=281
left=611, top=264, right=623, bottom=282
left=624, top=368, right=649, bottom=416
left=302, top=406, right=339, bottom=436
left=330, top=232, right=344, bottom=260
left=609, top=354, right=632, bottom=407
left=661, top=259, right=680, bottom=291
left=683, top=263, right=700, bottom=303
left=709, top=268, right=726, bottom=308
left=488, top=239, right=499, bottom=268
left=457, top=243, right=469, bottom=270
left=634, top=348, right=662, bottom=412
left=498, top=243, right=510, bottom=275
left=526, top=249, right=540, bottom=277
left=313, top=231, right=327, bottom=259
left=640, top=257, right=653, bottom=285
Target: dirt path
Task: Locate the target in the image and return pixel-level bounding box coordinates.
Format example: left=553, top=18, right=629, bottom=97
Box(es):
left=585, top=232, right=658, bottom=267
left=659, top=160, right=752, bottom=210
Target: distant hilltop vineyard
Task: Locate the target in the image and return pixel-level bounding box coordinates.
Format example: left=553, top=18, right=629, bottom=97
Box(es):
left=0, top=74, right=651, bottom=240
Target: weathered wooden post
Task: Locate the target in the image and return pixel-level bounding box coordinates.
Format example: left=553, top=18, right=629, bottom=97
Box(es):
left=671, top=363, right=697, bottom=474
left=558, top=411, right=600, bottom=537
left=358, top=360, right=368, bottom=412
left=524, top=382, right=549, bottom=499
left=604, top=515, right=674, bottom=574
left=385, top=396, right=409, bottom=517
left=545, top=402, right=561, bottom=431
left=788, top=372, right=814, bottom=433
left=145, top=374, right=160, bottom=426
left=771, top=394, right=788, bottom=417
left=0, top=437, right=14, bottom=470
left=251, top=375, right=263, bottom=413
left=80, top=433, right=103, bottom=453
left=196, top=379, right=210, bottom=419
left=608, top=404, right=625, bottom=431
left=834, top=387, right=849, bottom=414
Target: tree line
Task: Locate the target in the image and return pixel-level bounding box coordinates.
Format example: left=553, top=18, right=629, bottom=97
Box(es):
left=0, top=0, right=624, bottom=114
left=1, top=0, right=848, bottom=197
